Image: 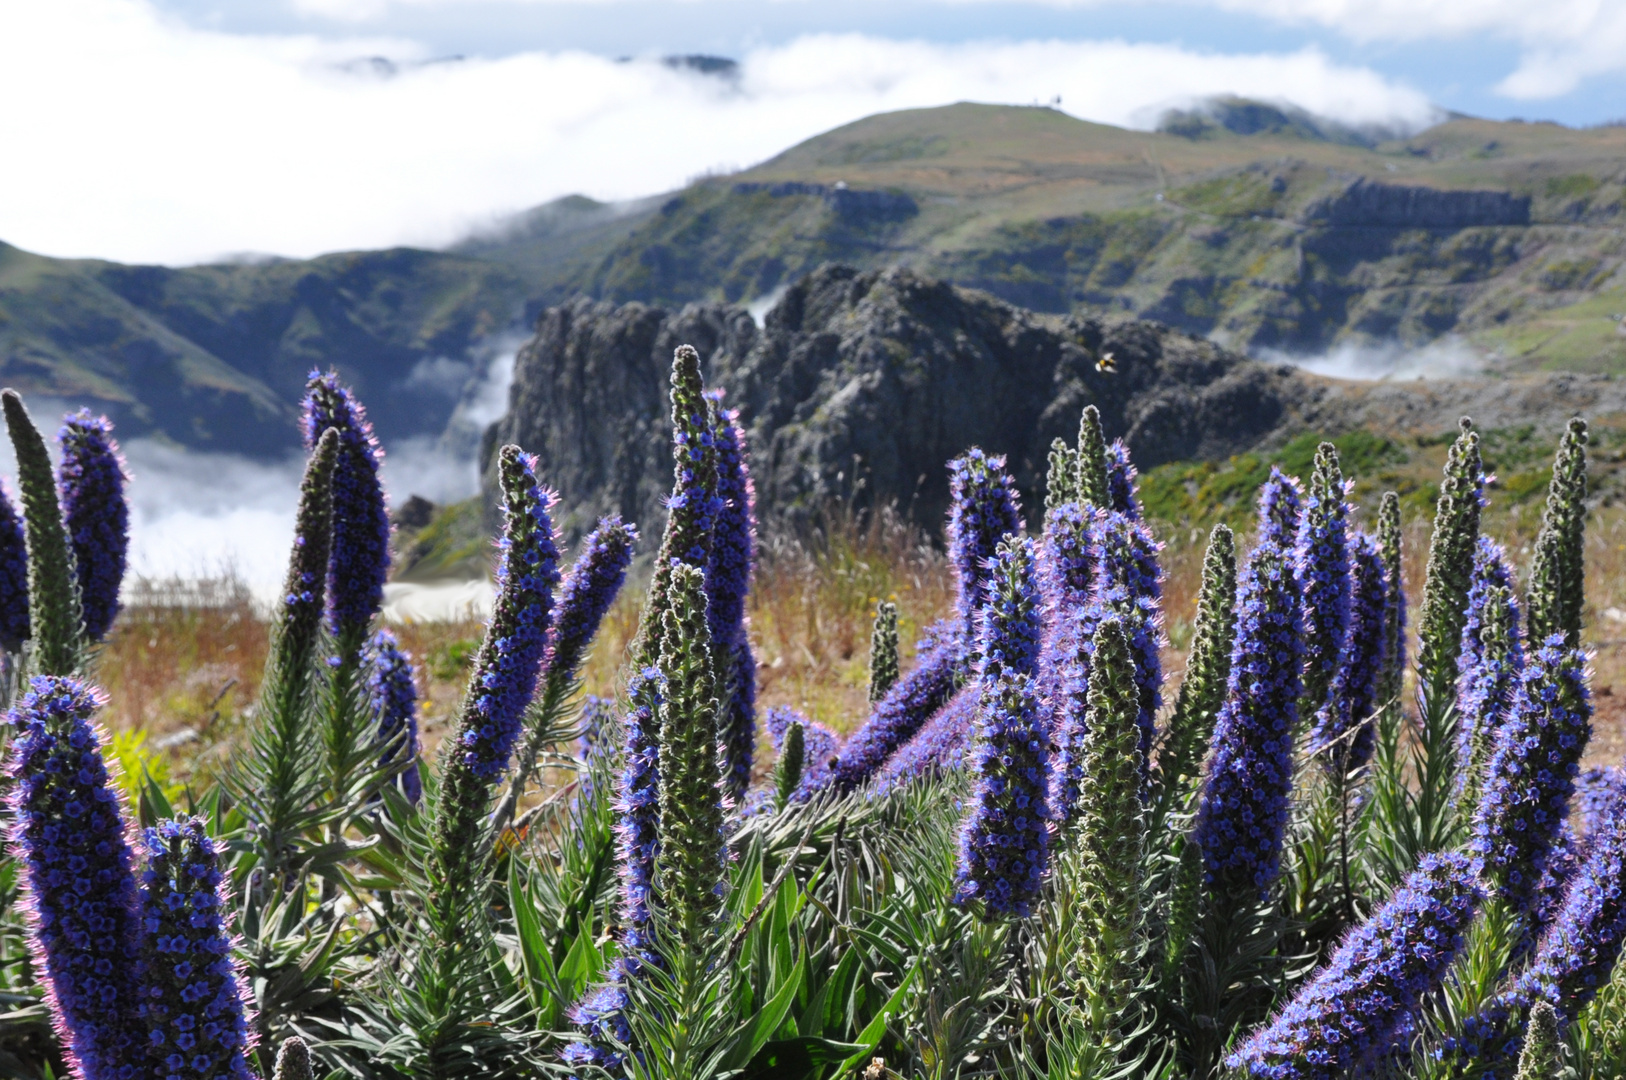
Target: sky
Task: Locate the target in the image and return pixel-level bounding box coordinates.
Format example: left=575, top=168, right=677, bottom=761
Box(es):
left=2, top=0, right=1624, bottom=267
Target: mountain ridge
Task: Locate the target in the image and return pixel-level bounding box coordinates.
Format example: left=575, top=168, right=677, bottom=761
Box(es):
left=6, top=99, right=1626, bottom=458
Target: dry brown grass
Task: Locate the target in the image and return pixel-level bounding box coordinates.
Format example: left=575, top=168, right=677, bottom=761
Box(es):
left=96, top=493, right=1626, bottom=785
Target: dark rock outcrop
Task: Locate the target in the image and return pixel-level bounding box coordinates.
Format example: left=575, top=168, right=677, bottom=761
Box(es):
left=1303, top=179, right=1531, bottom=229
left=481, top=264, right=1313, bottom=542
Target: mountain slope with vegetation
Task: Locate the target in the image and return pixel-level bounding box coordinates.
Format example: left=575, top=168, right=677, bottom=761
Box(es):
left=5, top=99, right=1626, bottom=455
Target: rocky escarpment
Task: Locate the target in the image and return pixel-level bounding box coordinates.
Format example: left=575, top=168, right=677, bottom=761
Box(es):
left=480, top=264, right=1315, bottom=542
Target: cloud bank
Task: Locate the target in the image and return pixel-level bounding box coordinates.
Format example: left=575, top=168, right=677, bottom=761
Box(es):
left=1, top=0, right=1437, bottom=265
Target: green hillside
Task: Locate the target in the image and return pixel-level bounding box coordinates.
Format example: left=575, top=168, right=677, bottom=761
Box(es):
left=5, top=99, right=1626, bottom=455
left=466, top=102, right=1626, bottom=370
left=0, top=242, right=531, bottom=452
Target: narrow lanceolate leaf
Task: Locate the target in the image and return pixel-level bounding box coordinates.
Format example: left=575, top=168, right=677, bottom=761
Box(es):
left=1159, top=523, right=1236, bottom=791
left=1416, top=418, right=1484, bottom=710
left=1075, top=404, right=1110, bottom=509
left=3, top=390, right=81, bottom=675
left=1526, top=416, right=1587, bottom=650
left=868, top=601, right=900, bottom=703
left=654, top=563, right=726, bottom=946
left=1376, top=491, right=1406, bottom=707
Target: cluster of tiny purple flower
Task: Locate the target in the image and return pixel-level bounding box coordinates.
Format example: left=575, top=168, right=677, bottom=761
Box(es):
left=138, top=816, right=256, bottom=1080
left=545, top=516, right=637, bottom=686
left=57, top=410, right=129, bottom=642
left=455, top=452, right=561, bottom=782
left=1228, top=852, right=1482, bottom=1079
left=302, top=371, right=392, bottom=638
left=1470, top=636, right=1592, bottom=914
left=366, top=630, right=423, bottom=805
left=0, top=478, right=29, bottom=651
left=1310, top=534, right=1388, bottom=772
left=1194, top=538, right=1304, bottom=900
left=705, top=400, right=759, bottom=798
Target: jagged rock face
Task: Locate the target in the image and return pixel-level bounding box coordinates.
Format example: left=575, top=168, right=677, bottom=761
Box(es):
left=482, top=264, right=1312, bottom=542
left=480, top=297, right=758, bottom=540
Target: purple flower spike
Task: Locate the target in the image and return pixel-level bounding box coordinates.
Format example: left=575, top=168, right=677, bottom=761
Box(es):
left=1578, top=766, right=1626, bottom=838
left=1295, top=445, right=1351, bottom=717
left=1194, top=539, right=1303, bottom=901
left=954, top=538, right=1051, bottom=920
left=617, top=667, right=666, bottom=959
left=9, top=676, right=144, bottom=1080
left=830, top=620, right=965, bottom=793
left=954, top=670, right=1050, bottom=919
left=1310, top=533, right=1388, bottom=772
left=138, top=816, right=257, bottom=1080
left=57, top=411, right=129, bottom=641
left=1455, top=537, right=1524, bottom=799
left=1105, top=439, right=1141, bottom=520
left=705, top=397, right=758, bottom=800
left=872, top=685, right=979, bottom=794
left=1228, top=852, right=1482, bottom=1079
left=1471, top=636, right=1592, bottom=915
left=946, top=448, right=1022, bottom=640
left=302, top=371, right=391, bottom=640
left=0, top=478, right=29, bottom=651
left=544, top=516, right=637, bottom=687
left=1516, top=782, right=1626, bottom=1024
left=1038, top=503, right=1096, bottom=611
left=765, top=706, right=841, bottom=800
left=1257, top=467, right=1304, bottom=550
left=366, top=630, right=422, bottom=805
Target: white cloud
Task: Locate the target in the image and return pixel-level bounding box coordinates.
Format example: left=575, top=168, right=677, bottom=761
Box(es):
left=1207, top=0, right=1626, bottom=100
left=0, top=0, right=1435, bottom=265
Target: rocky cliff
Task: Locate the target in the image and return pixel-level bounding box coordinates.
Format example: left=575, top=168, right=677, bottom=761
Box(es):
left=481, top=264, right=1313, bottom=542
left=484, top=262, right=1626, bottom=545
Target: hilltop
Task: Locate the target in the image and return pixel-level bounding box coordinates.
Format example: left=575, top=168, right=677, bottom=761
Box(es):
left=5, top=100, right=1626, bottom=454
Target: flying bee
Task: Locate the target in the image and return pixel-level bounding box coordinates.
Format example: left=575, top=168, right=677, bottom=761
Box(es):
left=1094, top=350, right=1117, bottom=374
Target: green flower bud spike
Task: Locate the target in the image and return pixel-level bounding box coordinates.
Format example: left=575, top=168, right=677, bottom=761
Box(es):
left=1514, top=1001, right=1559, bottom=1080
left=1159, top=524, right=1236, bottom=793
left=1075, top=404, right=1111, bottom=510
left=655, top=563, right=727, bottom=946
left=1377, top=491, right=1405, bottom=708
left=1075, top=616, right=1147, bottom=993
left=1045, top=437, right=1078, bottom=511
left=868, top=601, right=900, bottom=703
left=1416, top=418, right=1483, bottom=710
left=774, top=721, right=805, bottom=809
left=2, top=390, right=81, bottom=676
left=1527, top=416, right=1588, bottom=650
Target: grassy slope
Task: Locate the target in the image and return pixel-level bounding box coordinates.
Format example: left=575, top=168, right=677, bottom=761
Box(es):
left=473, top=103, right=1626, bottom=370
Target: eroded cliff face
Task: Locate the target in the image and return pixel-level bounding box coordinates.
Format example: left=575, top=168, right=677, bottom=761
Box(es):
left=481, top=264, right=1314, bottom=542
